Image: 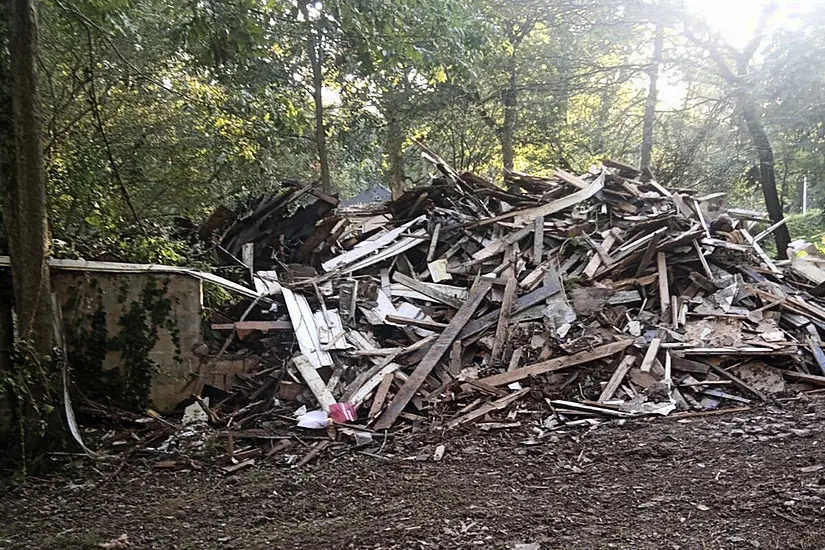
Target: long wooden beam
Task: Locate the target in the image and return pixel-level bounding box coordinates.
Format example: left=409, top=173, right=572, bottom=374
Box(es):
left=477, top=340, right=632, bottom=387
left=374, top=279, right=493, bottom=430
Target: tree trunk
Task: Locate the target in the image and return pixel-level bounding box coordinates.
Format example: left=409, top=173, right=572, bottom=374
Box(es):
left=384, top=88, right=405, bottom=200
left=6, top=0, right=53, bottom=356
left=640, top=23, right=663, bottom=171
left=302, top=3, right=331, bottom=192
left=501, top=56, right=517, bottom=182
left=0, top=270, right=13, bottom=384
left=739, top=94, right=791, bottom=259
left=0, top=2, right=14, bottom=380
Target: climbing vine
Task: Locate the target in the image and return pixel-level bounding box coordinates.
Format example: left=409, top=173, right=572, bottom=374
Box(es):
left=0, top=342, right=57, bottom=474
left=66, top=276, right=182, bottom=410
left=110, top=278, right=179, bottom=408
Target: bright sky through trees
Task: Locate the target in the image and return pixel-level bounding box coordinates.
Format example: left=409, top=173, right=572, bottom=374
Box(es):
left=687, top=0, right=813, bottom=48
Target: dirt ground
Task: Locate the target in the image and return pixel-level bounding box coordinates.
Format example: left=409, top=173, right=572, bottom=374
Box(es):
left=2, top=399, right=825, bottom=550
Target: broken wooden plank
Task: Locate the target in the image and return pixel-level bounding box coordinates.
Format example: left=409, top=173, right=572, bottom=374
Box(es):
left=322, top=215, right=424, bottom=272
left=607, top=290, right=643, bottom=306
left=672, top=193, right=693, bottom=217
left=347, top=359, right=402, bottom=409
left=639, top=338, right=661, bottom=373
left=222, top=458, right=255, bottom=475
left=741, top=228, right=782, bottom=275
left=554, top=168, right=590, bottom=189
left=458, top=279, right=560, bottom=340
left=753, top=217, right=789, bottom=243
left=384, top=315, right=448, bottom=331
left=671, top=346, right=795, bottom=356
left=390, top=282, right=468, bottom=302
left=589, top=243, right=615, bottom=275
left=700, top=389, right=752, bottom=404
left=784, top=370, right=825, bottom=386
left=634, top=233, right=661, bottom=277
left=472, top=225, right=534, bottom=262
left=340, top=229, right=429, bottom=275
left=693, top=239, right=714, bottom=281
left=808, top=337, right=825, bottom=376
left=374, top=279, right=493, bottom=430
left=648, top=179, right=673, bottom=198
left=475, top=171, right=605, bottom=227
left=508, top=347, right=523, bottom=371
left=282, top=288, right=333, bottom=368
left=533, top=216, right=545, bottom=263
left=551, top=400, right=633, bottom=418
left=695, top=191, right=726, bottom=203
left=584, top=228, right=620, bottom=279
left=449, top=340, right=463, bottom=375
left=367, top=372, right=395, bottom=421
left=479, top=340, right=632, bottom=387
left=657, top=252, right=670, bottom=319
left=445, top=388, right=530, bottom=429
left=461, top=379, right=507, bottom=397
left=694, top=200, right=712, bottom=238
left=598, top=355, right=636, bottom=402
left=211, top=321, right=293, bottom=332
left=292, top=355, right=336, bottom=411
left=594, top=227, right=668, bottom=279
left=393, top=272, right=464, bottom=309
left=426, top=223, right=441, bottom=263
left=708, top=364, right=766, bottom=401
left=293, top=440, right=331, bottom=468
left=689, top=272, right=717, bottom=293
left=314, top=309, right=347, bottom=350
left=490, top=277, right=518, bottom=366
left=670, top=355, right=711, bottom=375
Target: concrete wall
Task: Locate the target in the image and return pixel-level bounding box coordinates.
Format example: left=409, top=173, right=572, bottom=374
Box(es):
left=53, top=271, right=204, bottom=411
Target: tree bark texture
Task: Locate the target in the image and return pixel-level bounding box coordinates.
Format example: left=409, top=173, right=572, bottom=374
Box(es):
left=6, top=0, right=54, bottom=355
left=302, top=4, right=331, bottom=192
left=384, top=88, right=405, bottom=200
left=739, top=94, right=791, bottom=258
left=501, top=55, right=517, bottom=181
left=640, top=23, right=663, bottom=171
left=0, top=3, right=14, bottom=379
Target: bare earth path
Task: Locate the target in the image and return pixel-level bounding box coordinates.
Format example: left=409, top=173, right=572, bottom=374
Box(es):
left=2, top=400, right=825, bottom=550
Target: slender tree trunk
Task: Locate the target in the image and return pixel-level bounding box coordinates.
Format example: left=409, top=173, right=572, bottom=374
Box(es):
left=0, top=269, right=12, bottom=382
left=592, top=79, right=614, bottom=155
left=0, top=1, right=15, bottom=380
left=384, top=88, right=405, bottom=200
left=739, top=95, right=791, bottom=258
left=301, top=3, right=331, bottom=192
left=6, top=0, right=53, bottom=356
left=640, top=23, right=663, bottom=171
left=501, top=55, right=517, bottom=183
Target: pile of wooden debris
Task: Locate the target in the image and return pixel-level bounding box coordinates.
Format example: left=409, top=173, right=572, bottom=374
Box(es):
left=111, top=151, right=825, bottom=469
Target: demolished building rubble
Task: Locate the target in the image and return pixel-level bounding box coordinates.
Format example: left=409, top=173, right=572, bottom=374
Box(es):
left=85, top=151, right=825, bottom=469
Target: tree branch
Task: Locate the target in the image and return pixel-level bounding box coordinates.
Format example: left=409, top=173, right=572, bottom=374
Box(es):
left=81, top=22, right=146, bottom=234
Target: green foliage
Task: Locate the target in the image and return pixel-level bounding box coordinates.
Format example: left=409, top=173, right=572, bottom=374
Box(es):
left=3, top=0, right=825, bottom=261
left=64, top=277, right=180, bottom=410
left=110, top=278, right=179, bottom=408
left=787, top=209, right=825, bottom=246
left=0, top=342, right=58, bottom=473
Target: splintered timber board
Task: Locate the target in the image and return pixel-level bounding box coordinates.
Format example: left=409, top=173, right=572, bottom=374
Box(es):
left=478, top=340, right=633, bottom=387
left=282, top=288, right=333, bottom=368
left=374, top=279, right=493, bottom=430
left=446, top=388, right=530, bottom=429
left=322, top=215, right=424, bottom=272
left=458, top=280, right=560, bottom=340
left=474, top=172, right=605, bottom=228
